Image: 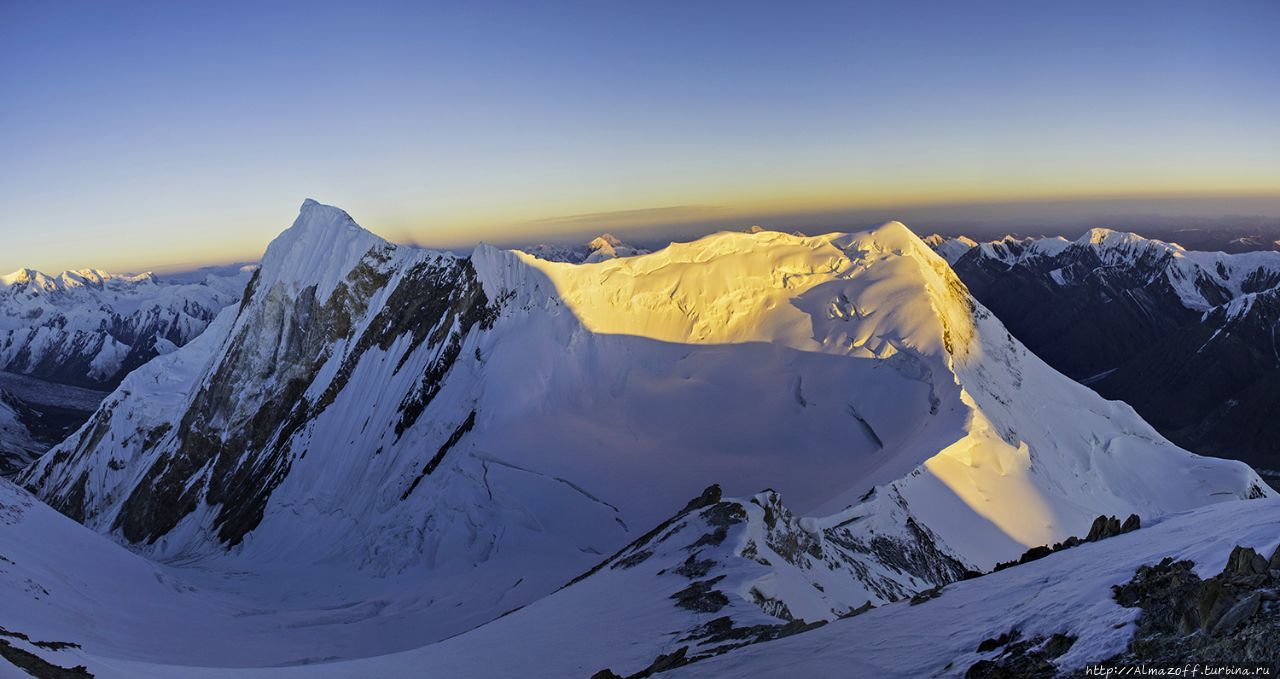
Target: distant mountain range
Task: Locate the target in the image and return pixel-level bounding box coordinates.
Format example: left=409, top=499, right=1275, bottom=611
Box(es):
left=520, top=233, right=651, bottom=263
left=928, top=229, right=1280, bottom=485
left=0, top=266, right=250, bottom=474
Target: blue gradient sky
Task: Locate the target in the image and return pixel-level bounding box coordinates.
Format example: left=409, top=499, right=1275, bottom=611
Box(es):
left=3, top=1, right=1278, bottom=273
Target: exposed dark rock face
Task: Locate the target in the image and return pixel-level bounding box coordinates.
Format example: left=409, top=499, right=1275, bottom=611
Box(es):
left=41, top=246, right=502, bottom=548
left=671, top=577, right=729, bottom=613
left=591, top=616, right=828, bottom=679
left=1096, top=544, right=1280, bottom=672
left=965, top=631, right=1077, bottom=678
left=949, top=236, right=1280, bottom=472
left=909, top=584, right=944, bottom=605
left=0, top=626, right=91, bottom=678
left=400, top=410, right=477, bottom=500
left=790, top=489, right=971, bottom=605
left=1095, top=288, right=1280, bottom=472
left=952, top=238, right=1208, bottom=381
left=562, top=485, right=725, bottom=590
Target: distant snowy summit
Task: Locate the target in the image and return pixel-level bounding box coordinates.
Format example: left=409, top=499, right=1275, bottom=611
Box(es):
left=520, top=232, right=651, bottom=263
left=922, top=233, right=977, bottom=264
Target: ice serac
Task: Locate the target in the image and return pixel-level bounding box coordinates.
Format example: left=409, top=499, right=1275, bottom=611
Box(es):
left=15, top=205, right=1271, bottom=670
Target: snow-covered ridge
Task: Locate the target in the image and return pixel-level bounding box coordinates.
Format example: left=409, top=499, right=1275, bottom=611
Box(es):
left=490, top=221, right=976, bottom=361
left=922, top=233, right=977, bottom=265
left=0, top=267, right=156, bottom=291
left=933, top=227, right=1280, bottom=312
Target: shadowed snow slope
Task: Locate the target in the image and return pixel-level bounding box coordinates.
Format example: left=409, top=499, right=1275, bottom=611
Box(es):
left=7, top=201, right=1269, bottom=674
left=0, top=389, right=40, bottom=474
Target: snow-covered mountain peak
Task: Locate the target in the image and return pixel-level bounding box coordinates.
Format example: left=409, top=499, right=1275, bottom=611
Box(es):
left=951, top=228, right=1280, bottom=312
left=587, top=233, right=624, bottom=249
left=922, top=234, right=979, bottom=264
left=1, top=266, right=161, bottom=296
left=1074, top=227, right=1186, bottom=259
left=519, top=232, right=650, bottom=264
left=488, top=223, right=978, bottom=362
left=256, top=198, right=397, bottom=300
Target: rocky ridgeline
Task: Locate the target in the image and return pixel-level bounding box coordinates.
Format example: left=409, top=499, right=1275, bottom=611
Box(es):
left=993, top=514, right=1141, bottom=572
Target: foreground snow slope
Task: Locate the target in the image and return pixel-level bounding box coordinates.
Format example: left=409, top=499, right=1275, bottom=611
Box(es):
left=12, top=201, right=1268, bottom=672
left=8, top=477, right=1276, bottom=678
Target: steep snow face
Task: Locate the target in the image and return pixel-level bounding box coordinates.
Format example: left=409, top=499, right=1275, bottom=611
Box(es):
left=479, top=222, right=1267, bottom=566
left=492, top=223, right=974, bottom=355
left=28, top=208, right=1267, bottom=569
left=0, top=261, right=248, bottom=390
left=923, top=234, right=977, bottom=265
left=5, top=466, right=1276, bottom=678
left=17, top=205, right=1268, bottom=669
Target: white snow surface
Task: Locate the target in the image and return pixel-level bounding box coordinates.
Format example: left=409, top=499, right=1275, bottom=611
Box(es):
left=922, top=234, right=977, bottom=265
left=0, top=389, right=40, bottom=472
left=673, top=498, right=1280, bottom=679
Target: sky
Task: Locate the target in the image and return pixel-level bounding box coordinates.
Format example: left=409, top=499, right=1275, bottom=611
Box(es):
left=2, top=0, right=1278, bottom=273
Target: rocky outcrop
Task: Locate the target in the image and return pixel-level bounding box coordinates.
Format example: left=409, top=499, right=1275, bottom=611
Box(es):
left=0, top=625, right=91, bottom=678
left=966, top=630, right=1077, bottom=678
left=1099, top=543, right=1280, bottom=671
left=993, top=514, right=1140, bottom=572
